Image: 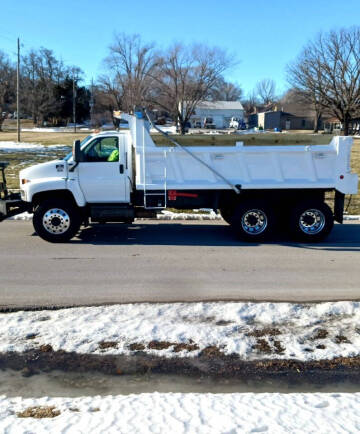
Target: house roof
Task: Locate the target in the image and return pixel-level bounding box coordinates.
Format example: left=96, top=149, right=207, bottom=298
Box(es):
left=195, top=100, right=244, bottom=110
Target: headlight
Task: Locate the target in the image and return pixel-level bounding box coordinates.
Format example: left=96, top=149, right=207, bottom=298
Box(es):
left=21, top=179, right=31, bottom=185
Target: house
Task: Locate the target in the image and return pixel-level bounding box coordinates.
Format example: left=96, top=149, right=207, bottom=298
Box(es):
left=248, top=94, right=328, bottom=131
left=187, top=101, right=244, bottom=129
left=324, top=117, right=360, bottom=135
left=251, top=110, right=315, bottom=130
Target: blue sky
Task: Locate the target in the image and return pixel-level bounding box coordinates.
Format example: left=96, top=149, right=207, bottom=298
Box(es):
left=0, top=0, right=358, bottom=97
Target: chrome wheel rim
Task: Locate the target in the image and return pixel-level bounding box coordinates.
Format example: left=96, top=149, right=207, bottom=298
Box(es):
left=241, top=209, right=268, bottom=235
left=43, top=208, right=70, bottom=234
left=299, top=209, right=325, bottom=235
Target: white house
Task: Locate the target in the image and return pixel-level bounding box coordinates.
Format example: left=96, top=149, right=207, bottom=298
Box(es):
left=187, top=101, right=244, bottom=129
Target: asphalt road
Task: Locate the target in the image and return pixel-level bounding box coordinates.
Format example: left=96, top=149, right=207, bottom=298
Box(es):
left=0, top=219, right=360, bottom=310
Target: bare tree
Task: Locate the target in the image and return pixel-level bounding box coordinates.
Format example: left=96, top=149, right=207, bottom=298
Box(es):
left=210, top=77, right=242, bottom=101
left=96, top=74, right=124, bottom=126
left=151, top=43, right=233, bottom=134
left=21, top=48, right=71, bottom=125
left=0, top=51, right=16, bottom=131
left=241, top=91, right=258, bottom=117
left=287, top=27, right=360, bottom=136
left=255, top=78, right=276, bottom=105
left=104, top=33, right=158, bottom=113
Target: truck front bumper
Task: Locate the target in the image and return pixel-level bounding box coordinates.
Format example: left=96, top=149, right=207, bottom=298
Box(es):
left=0, top=193, right=31, bottom=222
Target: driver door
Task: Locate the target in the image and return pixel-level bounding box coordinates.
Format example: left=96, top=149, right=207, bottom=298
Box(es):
left=77, top=136, right=127, bottom=203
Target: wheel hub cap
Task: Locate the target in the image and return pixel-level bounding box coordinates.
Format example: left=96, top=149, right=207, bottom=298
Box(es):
left=241, top=209, right=268, bottom=235
left=43, top=208, right=70, bottom=234
left=299, top=209, right=325, bottom=234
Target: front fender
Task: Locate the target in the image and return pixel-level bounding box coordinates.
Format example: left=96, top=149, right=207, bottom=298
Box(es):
left=25, top=177, right=86, bottom=207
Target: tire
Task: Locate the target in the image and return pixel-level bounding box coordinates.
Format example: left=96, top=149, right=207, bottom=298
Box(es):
left=33, top=199, right=81, bottom=243
left=219, top=208, right=234, bottom=225
left=289, top=200, right=333, bottom=242
left=230, top=200, right=276, bottom=241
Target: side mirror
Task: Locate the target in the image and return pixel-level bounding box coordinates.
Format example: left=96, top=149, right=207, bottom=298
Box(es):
left=72, top=140, right=83, bottom=163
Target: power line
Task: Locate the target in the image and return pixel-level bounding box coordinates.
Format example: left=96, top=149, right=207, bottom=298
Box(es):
left=0, top=33, right=15, bottom=43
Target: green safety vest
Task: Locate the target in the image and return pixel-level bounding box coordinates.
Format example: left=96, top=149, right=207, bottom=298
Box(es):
left=107, top=149, right=119, bottom=162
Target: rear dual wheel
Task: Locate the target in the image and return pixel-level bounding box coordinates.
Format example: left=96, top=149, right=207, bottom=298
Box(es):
left=289, top=201, right=333, bottom=242
left=229, top=199, right=334, bottom=243
left=230, top=200, right=275, bottom=241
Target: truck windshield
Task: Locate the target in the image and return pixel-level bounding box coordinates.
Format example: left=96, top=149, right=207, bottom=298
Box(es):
left=63, top=135, right=93, bottom=161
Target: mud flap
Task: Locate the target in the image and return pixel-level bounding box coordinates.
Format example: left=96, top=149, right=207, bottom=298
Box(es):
left=334, top=190, right=345, bottom=224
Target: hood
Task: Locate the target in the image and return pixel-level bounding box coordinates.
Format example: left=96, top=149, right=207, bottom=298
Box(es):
left=20, top=160, right=68, bottom=181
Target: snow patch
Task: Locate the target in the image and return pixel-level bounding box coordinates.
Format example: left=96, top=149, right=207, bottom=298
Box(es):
left=0, top=142, right=68, bottom=152
left=1, top=392, right=359, bottom=433
left=7, top=210, right=222, bottom=221
left=344, top=215, right=360, bottom=221
left=1, top=301, right=359, bottom=361
left=8, top=212, right=33, bottom=221
left=158, top=210, right=222, bottom=220
left=22, top=126, right=91, bottom=132
left=150, top=125, right=177, bottom=134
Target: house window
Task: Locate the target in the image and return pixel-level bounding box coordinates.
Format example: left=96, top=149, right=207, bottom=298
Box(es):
left=302, top=119, right=306, bottom=128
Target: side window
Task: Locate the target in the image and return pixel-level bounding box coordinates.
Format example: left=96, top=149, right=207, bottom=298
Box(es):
left=83, top=137, right=119, bottom=162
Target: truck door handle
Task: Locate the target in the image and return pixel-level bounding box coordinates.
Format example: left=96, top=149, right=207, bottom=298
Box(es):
left=119, top=164, right=124, bottom=174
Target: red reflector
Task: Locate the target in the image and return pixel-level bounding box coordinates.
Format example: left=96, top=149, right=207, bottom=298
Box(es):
left=340, top=175, right=344, bottom=179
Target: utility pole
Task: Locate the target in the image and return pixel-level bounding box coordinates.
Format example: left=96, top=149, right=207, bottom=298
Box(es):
left=16, top=37, right=20, bottom=142
left=90, top=78, right=94, bottom=128
left=72, top=70, right=76, bottom=133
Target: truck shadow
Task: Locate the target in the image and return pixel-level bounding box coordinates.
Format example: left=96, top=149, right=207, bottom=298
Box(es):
left=73, top=222, right=360, bottom=250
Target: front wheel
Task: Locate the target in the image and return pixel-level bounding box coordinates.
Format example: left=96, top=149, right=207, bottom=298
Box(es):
left=289, top=201, right=333, bottom=242
left=33, top=199, right=81, bottom=243
left=230, top=201, right=276, bottom=241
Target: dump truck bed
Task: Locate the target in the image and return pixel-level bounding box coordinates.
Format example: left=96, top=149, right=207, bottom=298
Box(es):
left=135, top=136, right=357, bottom=194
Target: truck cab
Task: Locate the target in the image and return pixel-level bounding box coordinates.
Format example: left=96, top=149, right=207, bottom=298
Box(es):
left=16, top=130, right=135, bottom=241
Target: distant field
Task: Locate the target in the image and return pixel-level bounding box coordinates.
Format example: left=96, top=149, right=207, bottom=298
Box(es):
left=0, top=130, right=359, bottom=214
left=0, top=131, right=89, bottom=146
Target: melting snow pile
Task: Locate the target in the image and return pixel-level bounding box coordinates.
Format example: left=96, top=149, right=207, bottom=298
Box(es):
left=158, top=210, right=221, bottom=220
left=8, top=212, right=33, bottom=221
left=1, top=392, right=359, bottom=433
left=1, top=301, right=360, bottom=361
left=8, top=209, right=222, bottom=221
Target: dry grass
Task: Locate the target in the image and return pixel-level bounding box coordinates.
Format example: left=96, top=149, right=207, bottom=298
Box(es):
left=98, top=341, right=118, bottom=350
left=17, top=405, right=60, bottom=418
left=247, top=328, right=282, bottom=338
left=0, top=130, right=88, bottom=146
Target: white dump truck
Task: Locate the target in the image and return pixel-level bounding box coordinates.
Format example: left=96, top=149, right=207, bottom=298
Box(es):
left=0, top=111, right=358, bottom=242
